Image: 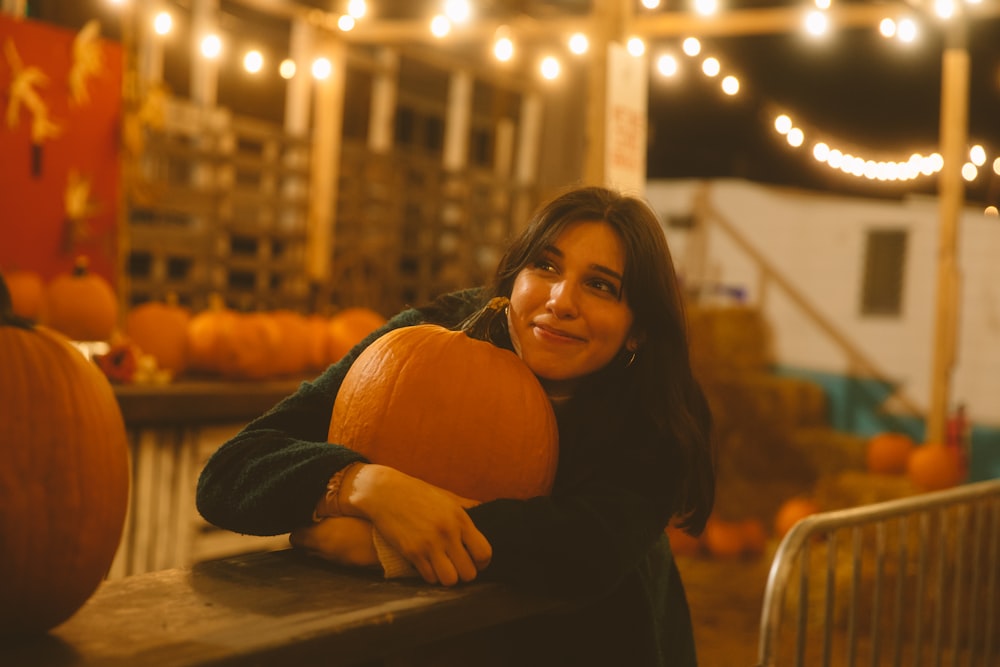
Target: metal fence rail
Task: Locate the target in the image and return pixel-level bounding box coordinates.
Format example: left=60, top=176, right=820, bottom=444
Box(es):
left=757, top=479, right=1000, bottom=667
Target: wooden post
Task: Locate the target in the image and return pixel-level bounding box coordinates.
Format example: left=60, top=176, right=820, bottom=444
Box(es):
left=306, top=37, right=346, bottom=284
left=368, top=47, right=398, bottom=154
left=443, top=69, right=473, bottom=173
left=190, top=0, right=219, bottom=108
left=927, top=19, right=969, bottom=444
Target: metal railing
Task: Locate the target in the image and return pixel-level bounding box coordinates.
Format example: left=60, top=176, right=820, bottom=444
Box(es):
left=757, top=479, right=1000, bottom=667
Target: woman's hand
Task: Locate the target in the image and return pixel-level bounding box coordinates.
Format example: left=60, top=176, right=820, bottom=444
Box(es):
left=342, top=464, right=493, bottom=587
left=289, top=516, right=379, bottom=568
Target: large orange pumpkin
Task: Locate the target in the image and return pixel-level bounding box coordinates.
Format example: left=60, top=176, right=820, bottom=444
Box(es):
left=44, top=256, right=118, bottom=342
left=0, top=275, right=130, bottom=635
left=328, top=321, right=558, bottom=502
left=866, top=431, right=915, bottom=474
left=907, top=444, right=963, bottom=491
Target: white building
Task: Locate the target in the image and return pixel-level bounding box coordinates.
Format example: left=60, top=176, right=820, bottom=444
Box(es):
left=646, top=178, right=1000, bottom=481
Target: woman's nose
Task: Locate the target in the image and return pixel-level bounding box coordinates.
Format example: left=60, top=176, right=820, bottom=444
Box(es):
left=546, top=281, right=579, bottom=318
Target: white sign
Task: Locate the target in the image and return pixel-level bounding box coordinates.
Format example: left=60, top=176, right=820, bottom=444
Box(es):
left=604, top=42, right=648, bottom=195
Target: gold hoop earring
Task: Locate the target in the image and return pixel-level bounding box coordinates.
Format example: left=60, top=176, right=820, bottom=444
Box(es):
left=625, top=351, right=636, bottom=368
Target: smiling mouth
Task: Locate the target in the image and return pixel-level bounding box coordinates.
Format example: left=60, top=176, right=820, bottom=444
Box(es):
left=533, top=322, right=585, bottom=343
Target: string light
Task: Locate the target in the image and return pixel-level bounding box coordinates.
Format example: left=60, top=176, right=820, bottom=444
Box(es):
left=347, top=0, right=367, bottom=20
left=200, top=34, right=222, bottom=59
left=105, top=0, right=997, bottom=198
left=243, top=49, right=263, bottom=74
left=430, top=15, right=451, bottom=38
left=540, top=56, right=560, bottom=80
left=568, top=33, right=589, bottom=55
left=311, top=57, right=332, bottom=80
left=627, top=37, right=646, bottom=57
left=494, top=36, right=514, bottom=61
left=153, top=12, right=172, bottom=36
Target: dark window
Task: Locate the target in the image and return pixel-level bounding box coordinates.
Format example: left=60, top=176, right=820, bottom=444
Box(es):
left=861, top=228, right=907, bottom=316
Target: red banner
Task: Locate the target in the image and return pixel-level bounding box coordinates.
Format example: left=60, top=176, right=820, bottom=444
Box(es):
left=0, top=15, right=122, bottom=287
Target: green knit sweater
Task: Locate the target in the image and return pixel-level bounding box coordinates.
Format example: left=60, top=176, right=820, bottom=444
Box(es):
left=196, top=290, right=698, bottom=666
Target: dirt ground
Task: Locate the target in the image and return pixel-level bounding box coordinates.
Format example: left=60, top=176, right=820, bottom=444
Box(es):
left=678, top=548, right=776, bottom=667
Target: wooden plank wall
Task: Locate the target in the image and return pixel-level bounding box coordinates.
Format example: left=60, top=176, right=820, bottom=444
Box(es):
left=126, top=98, right=535, bottom=318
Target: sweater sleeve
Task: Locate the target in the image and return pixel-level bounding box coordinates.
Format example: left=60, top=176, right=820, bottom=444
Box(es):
left=468, top=438, right=674, bottom=600
left=195, top=308, right=425, bottom=536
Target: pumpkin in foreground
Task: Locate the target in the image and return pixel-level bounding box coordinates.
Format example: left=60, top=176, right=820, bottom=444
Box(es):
left=328, top=322, right=559, bottom=502
left=0, top=275, right=130, bottom=636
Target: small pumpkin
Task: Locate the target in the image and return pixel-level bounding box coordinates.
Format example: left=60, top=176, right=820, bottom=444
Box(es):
left=44, top=256, right=118, bottom=341
left=866, top=431, right=914, bottom=475
left=907, top=444, right=963, bottom=491
left=0, top=274, right=130, bottom=635
left=327, top=307, right=388, bottom=365
left=328, top=300, right=558, bottom=502
left=269, top=309, right=312, bottom=377
left=702, top=516, right=748, bottom=559
left=774, top=496, right=821, bottom=540
left=2, top=268, right=45, bottom=321
left=186, top=294, right=239, bottom=375
left=125, top=293, right=191, bottom=375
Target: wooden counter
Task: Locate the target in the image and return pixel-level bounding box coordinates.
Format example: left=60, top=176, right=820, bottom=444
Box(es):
left=114, top=377, right=305, bottom=425
left=110, top=378, right=310, bottom=577
left=0, top=550, right=564, bottom=666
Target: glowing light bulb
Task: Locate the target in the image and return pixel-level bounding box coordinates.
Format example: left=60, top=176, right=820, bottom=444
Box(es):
left=494, top=37, right=514, bottom=62
left=774, top=115, right=792, bottom=135
left=985, top=206, right=998, bottom=217
left=430, top=15, right=451, bottom=38
left=279, top=59, right=296, bottom=79
left=568, top=33, right=589, bottom=55
left=445, top=0, right=471, bottom=24
left=641, top=0, right=661, bottom=8
left=338, top=15, right=355, bottom=31
left=540, top=56, right=561, bottom=80
left=721, top=75, right=739, bottom=95
left=657, top=54, right=678, bottom=77
left=243, top=50, right=263, bottom=74
left=805, top=10, right=828, bottom=36
left=897, top=18, right=918, bottom=43
left=813, top=143, right=830, bottom=161
left=200, top=34, right=222, bottom=59
left=627, top=38, right=645, bottom=57
left=153, top=11, right=172, bottom=35
left=970, top=145, right=986, bottom=166
left=787, top=128, right=804, bottom=147
left=701, top=57, right=720, bottom=77
left=993, top=157, right=1000, bottom=175
left=682, top=37, right=701, bottom=57
left=312, top=57, right=332, bottom=80
left=347, top=0, right=367, bottom=19
left=694, top=0, right=717, bottom=16
left=962, top=163, right=978, bottom=181
left=879, top=18, right=896, bottom=38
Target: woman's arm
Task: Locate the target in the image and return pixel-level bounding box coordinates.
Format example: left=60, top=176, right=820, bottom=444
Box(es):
left=195, top=309, right=426, bottom=536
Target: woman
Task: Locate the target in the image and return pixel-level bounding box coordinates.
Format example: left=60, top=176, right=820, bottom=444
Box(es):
left=196, top=185, right=715, bottom=665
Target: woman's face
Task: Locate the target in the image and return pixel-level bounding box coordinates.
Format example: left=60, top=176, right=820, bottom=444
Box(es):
left=507, top=220, right=637, bottom=397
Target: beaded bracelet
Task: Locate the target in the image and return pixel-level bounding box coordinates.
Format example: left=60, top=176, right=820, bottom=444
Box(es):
left=311, top=462, right=362, bottom=523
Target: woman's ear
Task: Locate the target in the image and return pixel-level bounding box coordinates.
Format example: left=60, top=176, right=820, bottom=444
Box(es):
left=626, top=331, right=645, bottom=352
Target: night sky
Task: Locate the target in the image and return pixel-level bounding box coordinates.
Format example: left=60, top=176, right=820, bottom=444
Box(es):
left=645, top=9, right=1000, bottom=205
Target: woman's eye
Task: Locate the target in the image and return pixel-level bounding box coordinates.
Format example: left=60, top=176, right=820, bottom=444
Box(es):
left=533, top=259, right=557, bottom=272
left=590, top=279, right=621, bottom=297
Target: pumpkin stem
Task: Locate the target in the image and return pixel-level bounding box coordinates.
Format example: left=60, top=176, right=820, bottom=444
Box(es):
left=459, top=296, right=510, bottom=344
left=0, top=273, right=36, bottom=330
